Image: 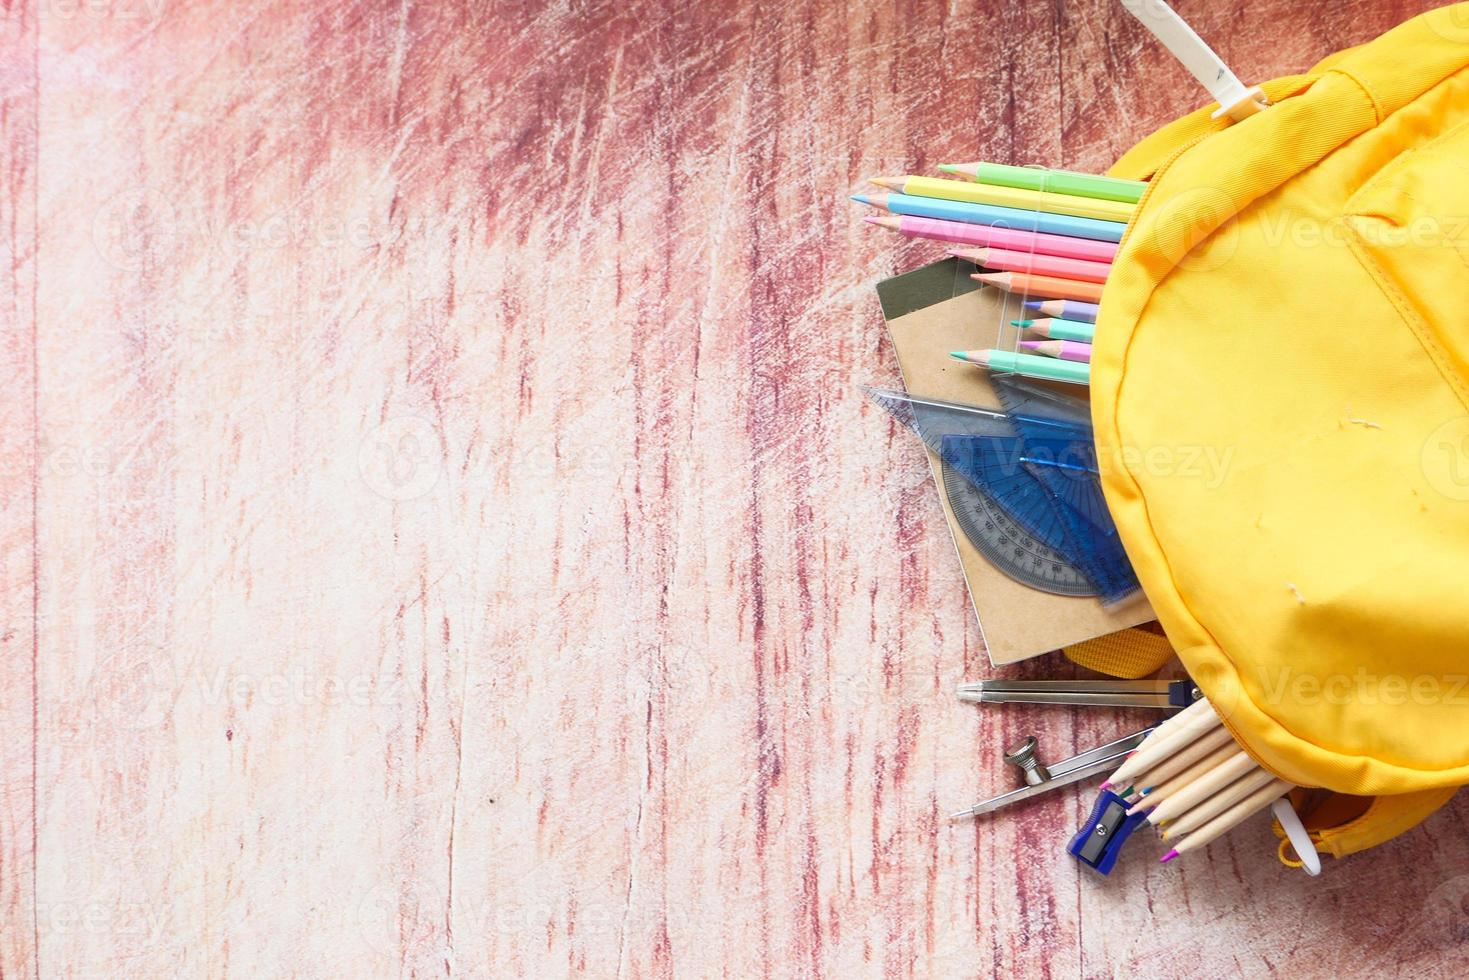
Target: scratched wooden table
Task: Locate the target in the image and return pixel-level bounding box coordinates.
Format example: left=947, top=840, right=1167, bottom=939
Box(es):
left=4, top=0, right=1468, bottom=976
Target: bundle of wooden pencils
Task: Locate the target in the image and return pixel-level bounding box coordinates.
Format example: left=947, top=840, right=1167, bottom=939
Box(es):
left=1102, top=697, right=1297, bottom=864
left=854, top=162, right=1147, bottom=386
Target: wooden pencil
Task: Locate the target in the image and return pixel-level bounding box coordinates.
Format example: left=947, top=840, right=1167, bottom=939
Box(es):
left=937, top=161, right=1147, bottom=203
left=1014, top=317, right=1096, bottom=343
left=953, top=247, right=1111, bottom=283
left=1160, top=779, right=1293, bottom=862
left=1127, top=724, right=1235, bottom=791
left=852, top=191, right=1127, bottom=242
left=1104, top=701, right=1222, bottom=787
left=1125, top=741, right=1236, bottom=815
left=970, top=271, right=1104, bottom=304
left=1018, top=339, right=1092, bottom=363
left=1023, top=299, right=1100, bottom=322
left=948, top=349, right=1090, bottom=385
left=863, top=214, right=1120, bottom=262
left=870, top=175, right=1137, bottom=223
left=1159, top=769, right=1280, bottom=838
left=1145, top=750, right=1260, bottom=825
left=1143, top=695, right=1216, bottom=745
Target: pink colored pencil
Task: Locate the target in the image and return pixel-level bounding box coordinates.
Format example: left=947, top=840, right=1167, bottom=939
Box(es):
left=961, top=246, right=1112, bottom=283
left=1018, top=339, right=1093, bottom=363
left=863, top=214, right=1118, bottom=263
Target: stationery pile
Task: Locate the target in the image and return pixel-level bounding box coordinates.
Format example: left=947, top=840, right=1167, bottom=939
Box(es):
left=854, top=161, right=1144, bottom=385
left=857, top=160, right=1150, bottom=611
left=950, top=678, right=1318, bottom=875
left=1101, top=696, right=1298, bottom=867
left=851, top=0, right=1469, bottom=881
left=856, top=162, right=1323, bottom=870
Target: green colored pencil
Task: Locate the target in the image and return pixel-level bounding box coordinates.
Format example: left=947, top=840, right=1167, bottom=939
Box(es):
left=1011, top=317, right=1097, bottom=343
left=938, top=161, right=1146, bottom=204
left=949, top=348, right=1091, bottom=385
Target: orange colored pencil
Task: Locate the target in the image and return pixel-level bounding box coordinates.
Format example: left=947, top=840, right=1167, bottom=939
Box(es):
left=970, top=271, right=1104, bottom=304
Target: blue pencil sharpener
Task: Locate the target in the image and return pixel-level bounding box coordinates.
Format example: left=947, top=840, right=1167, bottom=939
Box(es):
left=1068, top=788, right=1149, bottom=875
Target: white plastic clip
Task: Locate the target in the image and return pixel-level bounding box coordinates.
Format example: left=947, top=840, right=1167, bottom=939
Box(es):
left=1271, top=797, right=1322, bottom=876
left=1119, top=0, right=1271, bottom=122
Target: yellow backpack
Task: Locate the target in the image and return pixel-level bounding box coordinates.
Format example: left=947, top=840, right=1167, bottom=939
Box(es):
left=1086, top=3, right=1469, bottom=859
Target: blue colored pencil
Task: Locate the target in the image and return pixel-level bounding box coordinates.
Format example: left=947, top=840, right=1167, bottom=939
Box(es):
left=1023, top=299, right=1100, bottom=323
left=852, top=191, right=1126, bottom=243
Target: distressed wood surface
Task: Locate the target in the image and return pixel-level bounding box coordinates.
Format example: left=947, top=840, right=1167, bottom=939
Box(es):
left=3, top=0, right=1469, bottom=976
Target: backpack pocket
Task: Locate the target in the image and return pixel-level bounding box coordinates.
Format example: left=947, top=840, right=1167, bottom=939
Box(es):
left=1345, top=117, right=1469, bottom=412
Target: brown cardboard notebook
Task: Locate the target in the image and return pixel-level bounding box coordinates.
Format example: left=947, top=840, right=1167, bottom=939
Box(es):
left=876, top=258, right=1154, bottom=665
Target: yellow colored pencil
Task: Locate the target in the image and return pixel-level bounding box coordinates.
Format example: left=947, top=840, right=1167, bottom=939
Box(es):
left=870, top=175, right=1136, bottom=223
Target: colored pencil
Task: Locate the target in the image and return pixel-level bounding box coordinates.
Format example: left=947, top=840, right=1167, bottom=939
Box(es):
left=863, top=214, right=1119, bottom=262
left=1105, top=701, right=1221, bottom=786
left=1128, top=725, right=1235, bottom=791
left=1159, top=779, right=1293, bottom=863
left=851, top=192, right=1126, bottom=243
left=870, top=175, right=1136, bottom=223
left=1018, top=339, right=1093, bottom=363
left=1159, top=769, right=1279, bottom=838
left=938, top=161, right=1148, bottom=204
left=1024, top=299, right=1100, bottom=322
left=1143, top=695, right=1217, bottom=745
left=1145, top=750, right=1260, bottom=825
left=949, top=349, right=1090, bottom=385
left=958, top=247, right=1111, bottom=283
left=971, top=271, right=1104, bottom=304
left=1100, top=700, right=1217, bottom=792
left=1125, top=741, right=1236, bottom=815
left=1014, top=317, right=1096, bottom=343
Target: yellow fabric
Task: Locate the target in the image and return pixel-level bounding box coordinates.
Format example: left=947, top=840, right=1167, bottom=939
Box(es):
left=1062, top=623, right=1174, bottom=678
left=1310, top=788, right=1460, bottom=857
left=1273, top=787, right=1460, bottom=859
left=1092, top=4, right=1469, bottom=798
left=1107, top=74, right=1320, bottom=183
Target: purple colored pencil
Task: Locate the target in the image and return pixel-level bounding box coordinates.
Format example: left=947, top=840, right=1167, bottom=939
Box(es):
left=1023, top=299, right=1100, bottom=323
left=1018, top=339, right=1093, bottom=363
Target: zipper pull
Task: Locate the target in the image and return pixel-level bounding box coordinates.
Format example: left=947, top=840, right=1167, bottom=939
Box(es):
left=1119, top=0, right=1270, bottom=122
